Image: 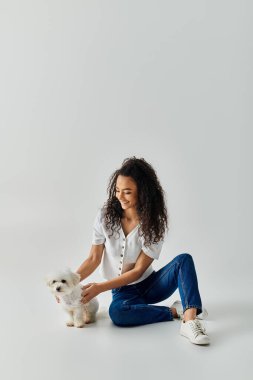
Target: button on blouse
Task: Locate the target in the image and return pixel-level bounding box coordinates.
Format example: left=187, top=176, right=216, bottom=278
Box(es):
left=91, top=206, right=164, bottom=285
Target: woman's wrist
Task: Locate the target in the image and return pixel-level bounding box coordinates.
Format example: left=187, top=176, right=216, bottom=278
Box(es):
left=97, top=270, right=140, bottom=293
left=97, top=282, right=107, bottom=293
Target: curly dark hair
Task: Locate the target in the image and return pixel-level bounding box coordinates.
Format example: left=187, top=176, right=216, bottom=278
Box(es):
left=102, top=156, right=169, bottom=247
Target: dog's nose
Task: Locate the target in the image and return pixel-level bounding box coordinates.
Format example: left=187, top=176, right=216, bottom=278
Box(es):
left=56, top=287, right=61, bottom=291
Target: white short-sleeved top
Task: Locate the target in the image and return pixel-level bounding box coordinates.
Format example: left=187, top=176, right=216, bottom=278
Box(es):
left=91, top=206, right=164, bottom=285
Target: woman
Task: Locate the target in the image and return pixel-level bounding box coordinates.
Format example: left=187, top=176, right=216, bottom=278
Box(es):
left=76, top=157, right=210, bottom=345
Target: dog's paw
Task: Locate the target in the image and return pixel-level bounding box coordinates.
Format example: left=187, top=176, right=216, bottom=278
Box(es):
left=85, top=317, right=96, bottom=324
left=66, top=321, right=74, bottom=327
left=75, top=320, right=85, bottom=328
left=75, top=321, right=85, bottom=328
left=84, top=312, right=96, bottom=324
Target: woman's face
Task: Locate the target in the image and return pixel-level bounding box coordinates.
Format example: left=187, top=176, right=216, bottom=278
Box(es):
left=115, top=175, right=138, bottom=211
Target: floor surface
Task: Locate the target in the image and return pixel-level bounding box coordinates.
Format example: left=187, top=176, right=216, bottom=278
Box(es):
left=1, top=280, right=252, bottom=380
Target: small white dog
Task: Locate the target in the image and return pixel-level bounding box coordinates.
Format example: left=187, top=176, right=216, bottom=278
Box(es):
left=45, top=268, right=99, bottom=328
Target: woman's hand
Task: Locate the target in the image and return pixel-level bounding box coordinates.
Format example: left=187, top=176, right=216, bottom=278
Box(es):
left=81, top=282, right=101, bottom=303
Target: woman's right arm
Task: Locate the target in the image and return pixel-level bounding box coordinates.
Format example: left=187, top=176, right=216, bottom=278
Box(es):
left=76, top=244, right=104, bottom=281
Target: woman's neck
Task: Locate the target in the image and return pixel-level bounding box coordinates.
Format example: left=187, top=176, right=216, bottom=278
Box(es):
left=122, top=209, right=140, bottom=223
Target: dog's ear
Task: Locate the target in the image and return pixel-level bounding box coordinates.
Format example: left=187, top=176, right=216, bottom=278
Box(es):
left=71, top=272, right=81, bottom=286
left=44, top=275, right=52, bottom=287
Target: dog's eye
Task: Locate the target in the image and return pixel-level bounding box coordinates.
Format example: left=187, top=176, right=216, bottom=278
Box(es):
left=52, top=280, right=56, bottom=284
left=61, top=280, right=66, bottom=283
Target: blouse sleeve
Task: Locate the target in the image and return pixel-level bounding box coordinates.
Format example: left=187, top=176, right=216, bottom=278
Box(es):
left=91, top=208, right=106, bottom=245
left=140, top=236, right=164, bottom=260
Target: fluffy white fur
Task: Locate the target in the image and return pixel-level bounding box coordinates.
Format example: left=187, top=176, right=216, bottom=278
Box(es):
left=45, top=268, right=99, bottom=328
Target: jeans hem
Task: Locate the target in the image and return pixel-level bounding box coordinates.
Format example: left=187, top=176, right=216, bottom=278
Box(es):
left=183, top=304, right=202, bottom=315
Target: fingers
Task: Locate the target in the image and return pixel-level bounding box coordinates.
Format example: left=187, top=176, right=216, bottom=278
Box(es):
left=82, top=283, right=92, bottom=290
left=81, top=290, right=91, bottom=303
left=81, top=283, right=95, bottom=303
left=81, top=296, right=89, bottom=304
left=81, top=289, right=87, bottom=302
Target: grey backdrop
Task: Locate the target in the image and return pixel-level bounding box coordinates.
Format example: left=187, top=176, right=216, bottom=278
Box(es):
left=0, top=1, right=252, bottom=379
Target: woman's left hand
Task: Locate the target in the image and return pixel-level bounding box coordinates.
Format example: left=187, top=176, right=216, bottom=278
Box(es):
left=81, top=282, right=101, bottom=303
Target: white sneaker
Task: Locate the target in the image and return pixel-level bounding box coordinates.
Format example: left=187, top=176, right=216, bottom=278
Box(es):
left=180, top=319, right=210, bottom=345
left=170, top=300, right=208, bottom=320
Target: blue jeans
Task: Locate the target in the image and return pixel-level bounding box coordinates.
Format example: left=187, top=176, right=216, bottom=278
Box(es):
left=109, top=253, right=203, bottom=327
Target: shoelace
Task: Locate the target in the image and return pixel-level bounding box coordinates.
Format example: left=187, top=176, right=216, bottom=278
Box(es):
left=187, top=320, right=207, bottom=338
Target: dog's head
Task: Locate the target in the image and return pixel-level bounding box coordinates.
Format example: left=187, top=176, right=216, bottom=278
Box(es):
left=45, top=268, right=81, bottom=296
